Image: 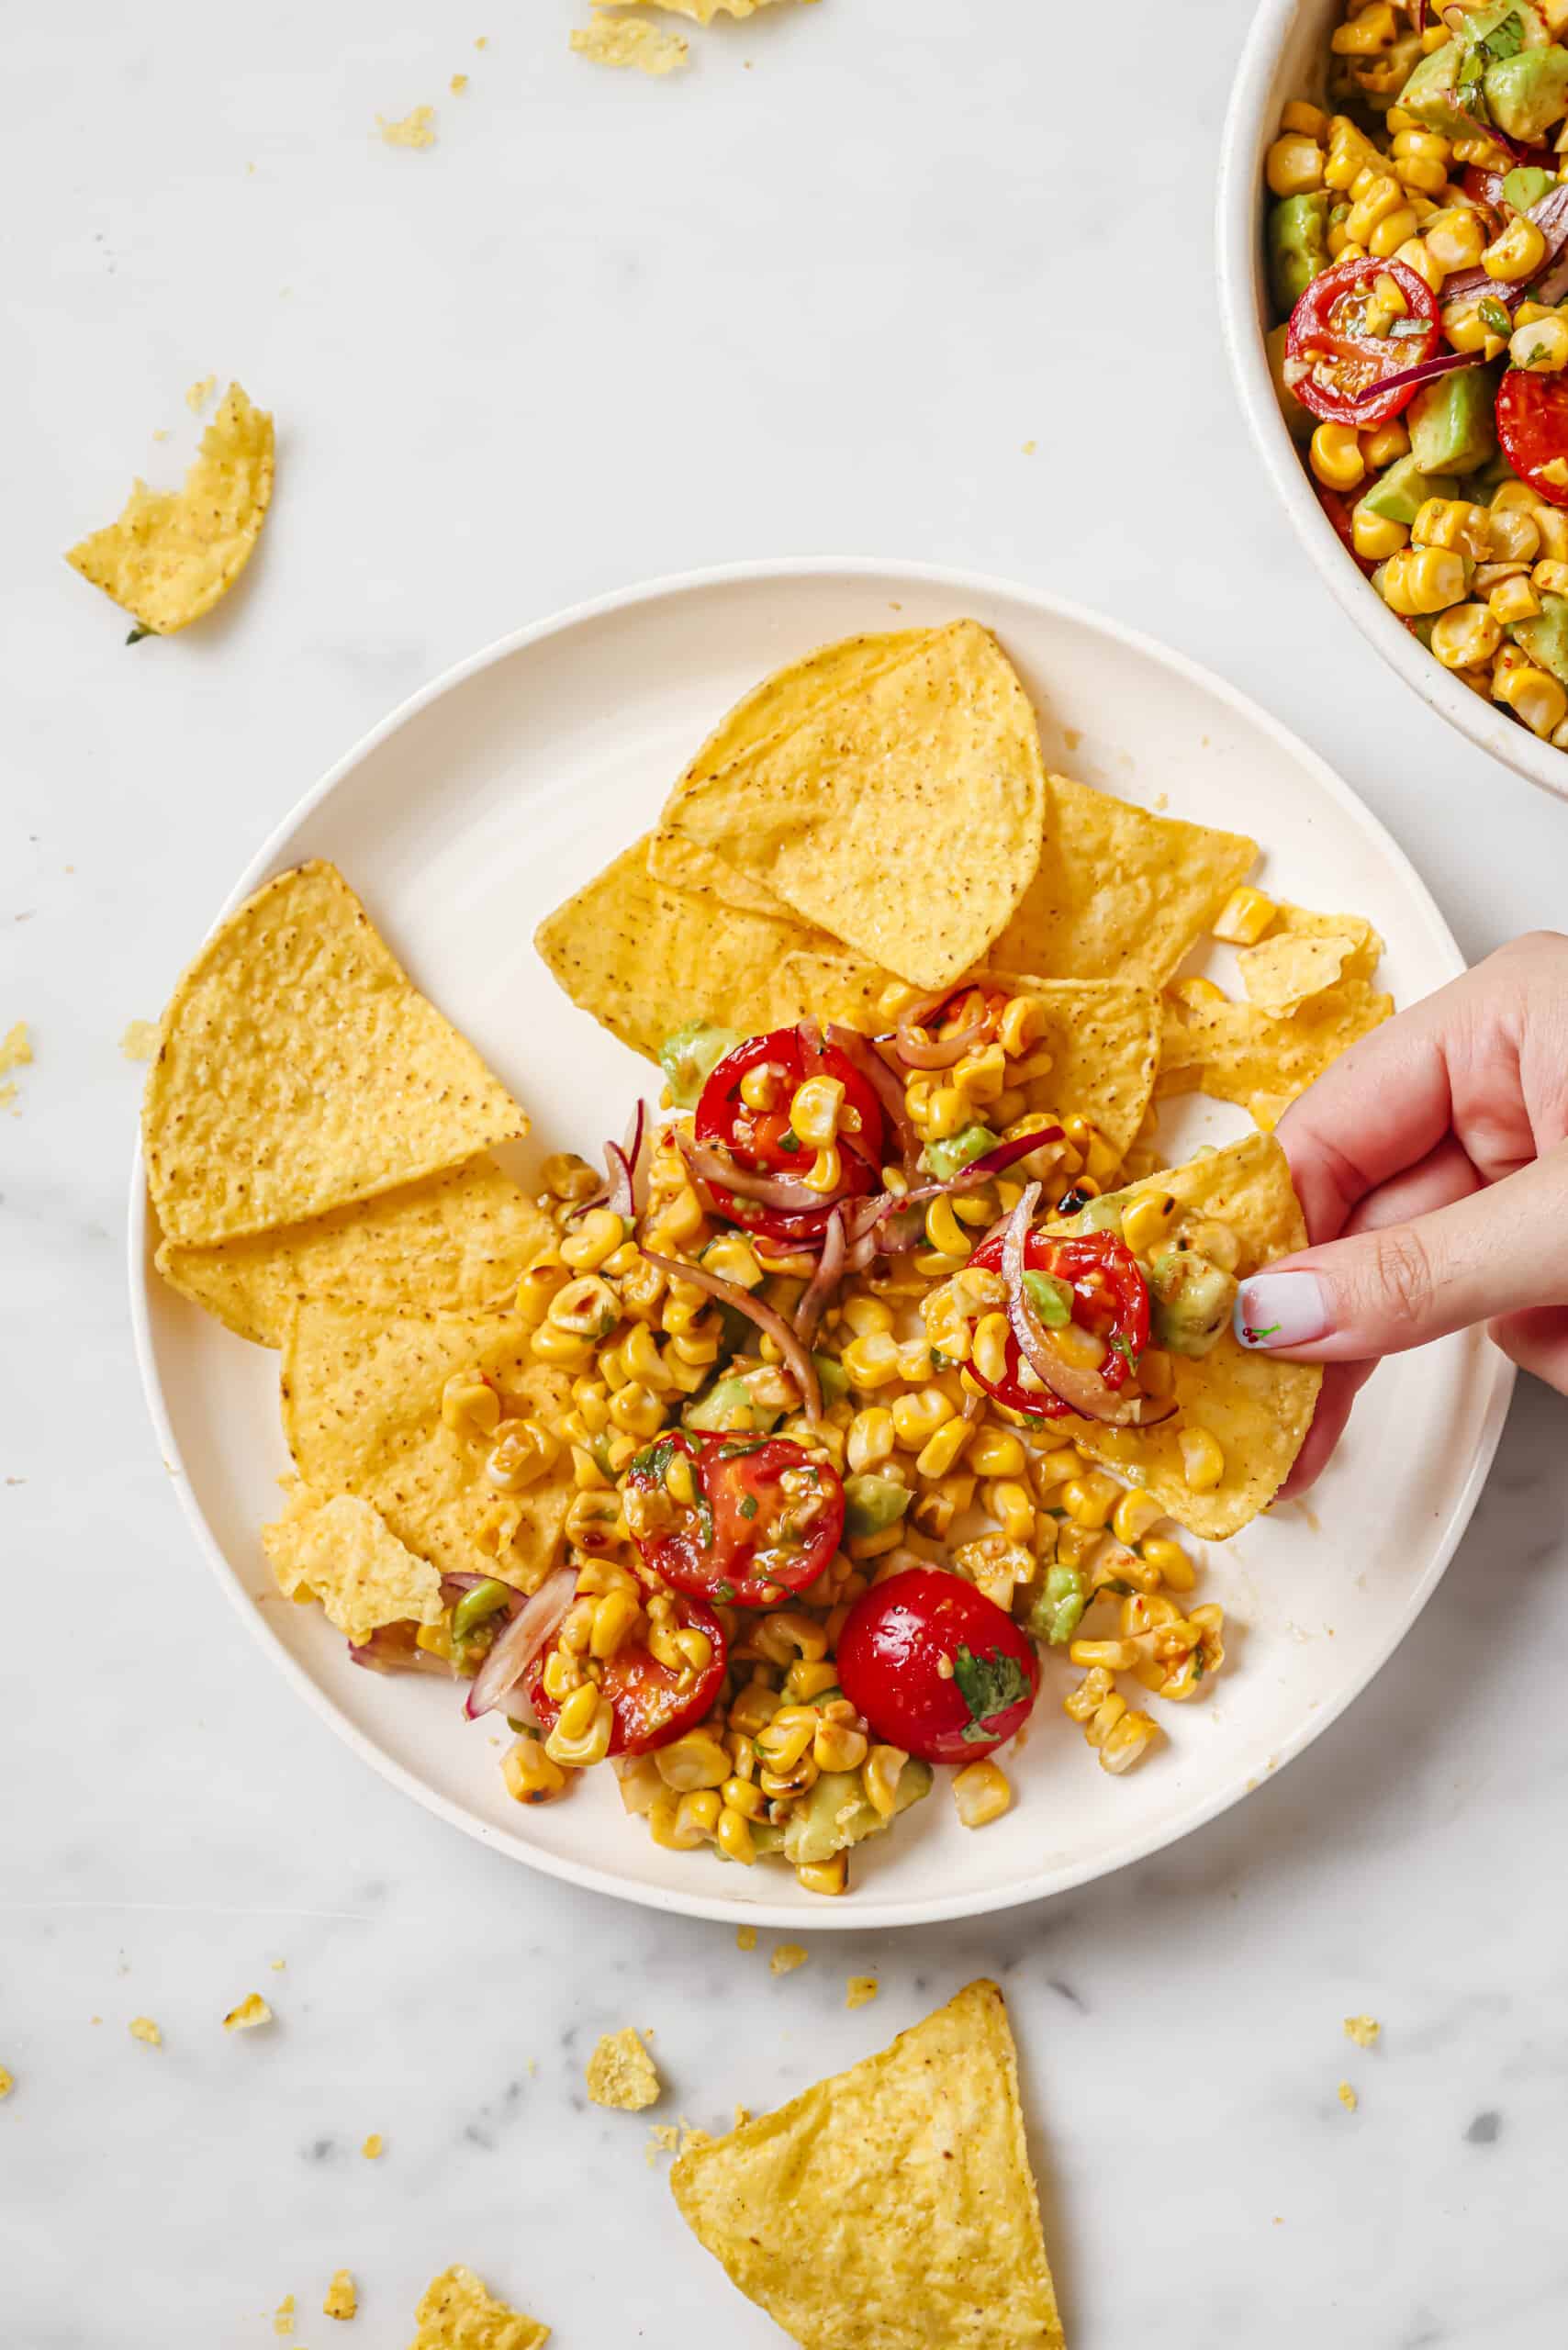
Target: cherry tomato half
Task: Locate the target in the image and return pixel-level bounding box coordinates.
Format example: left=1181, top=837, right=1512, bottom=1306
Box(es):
left=626, top=1429, right=844, bottom=1607
left=1313, top=478, right=1379, bottom=579
left=694, top=1025, right=887, bottom=1241
left=1286, top=256, right=1440, bottom=428
left=836, top=1568, right=1039, bottom=1763
left=1496, top=366, right=1568, bottom=509
left=525, top=1590, right=726, bottom=1756
left=961, top=1225, right=1151, bottom=1420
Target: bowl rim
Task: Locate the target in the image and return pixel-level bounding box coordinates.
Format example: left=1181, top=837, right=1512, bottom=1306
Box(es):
left=1216, top=0, right=1568, bottom=811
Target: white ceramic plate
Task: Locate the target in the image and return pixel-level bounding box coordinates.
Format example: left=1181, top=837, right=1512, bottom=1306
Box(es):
left=1218, top=0, right=1568, bottom=809
left=129, top=558, right=1514, bottom=1928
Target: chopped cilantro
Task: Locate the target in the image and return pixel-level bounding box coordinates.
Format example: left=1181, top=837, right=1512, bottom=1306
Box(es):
left=126, top=622, right=153, bottom=645
left=740, top=1494, right=758, bottom=1520
left=1481, top=9, right=1525, bottom=61
left=1191, top=1645, right=1207, bottom=1681
left=1108, top=1333, right=1141, bottom=1373
left=952, top=1644, right=1033, bottom=1741
left=715, top=1437, right=769, bottom=1459
left=631, top=1437, right=679, bottom=1483
left=693, top=1498, right=714, bottom=1547
left=777, top=1129, right=801, bottom=1153
left=1480, top=297, right=1513, bottom=339
left=714, top=1580, right=735, bottom=1603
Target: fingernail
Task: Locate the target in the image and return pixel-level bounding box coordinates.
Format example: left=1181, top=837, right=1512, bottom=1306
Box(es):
left=1234, top=1271, right=1330, bottom=1350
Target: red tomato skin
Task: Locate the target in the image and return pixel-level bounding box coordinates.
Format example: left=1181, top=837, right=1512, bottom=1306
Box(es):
left=1285, top=257, right=1439, bottom=428
left=835, top=1569, right=1039, bottom=1763
left=958, top=1225, right=1150, bottom=1420
left=1496, top=368, right=1568, bottom=509
left=630, top=1431, right=844, bottom=1607
left=694, top=1026, right=886, bottom=1242
left=526, top=1593, right=726, bottom=1756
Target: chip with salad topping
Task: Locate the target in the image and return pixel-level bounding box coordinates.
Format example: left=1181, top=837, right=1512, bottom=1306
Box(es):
left=262, top=1488, right=444, bottom=1648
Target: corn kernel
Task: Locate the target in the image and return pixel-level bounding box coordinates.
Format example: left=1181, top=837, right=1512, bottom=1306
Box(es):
left=502, top=1735, right=568, bottom=1805
left=716, top=1805, right=756, bottom=1863
left=1266, top=132, right=1326, bottom=196
left=952, top=1758, right=1013, bottom=1828
left=1429, top=601, right=1502, bottom=670
left=1309, top=420, right=1365, bottom=493
left=891, top=1385, right=954, bottom=1449
left=970, top=1311, right=1012, bottom=1388
left=1120, top=1189, right=1181, bottom=1258
left=1178, top=1426, right=1226, bottom=1493
left=813, top=1718, right=869, bottom=1774
left=924, top=1194, right=973, bottom=1260
left=1211, top=888, right=1278, bottom=946
left=1353, top=504, right=1408, bottom=561
left=1484, top=215, right=1548, bottom=283
left=1281, top=99, right=1328, bottom=139
left=655, top=1729, right=731, bottom=1791
left=1424, top=208, right=1484, bottom=272
left=542, top=1151, right=601, bottom=1202
left=1379, top=545, right=1469, bottom=616
left=968, top=1424, right=1025, bottom=1477
left=796, top=1852, right=848, bottom=1896
left=442, top=1371, right=501, bottom=1438
left=1499, top=661, right=1568, bottom=736
left=841, top=1331, right=902, bottom=1390
left=1112, top=1487, right=1165, bottom=1548
left=560, top=1207, right=626, bottom=1273
left=915, top=1415, right=973, bottom=1479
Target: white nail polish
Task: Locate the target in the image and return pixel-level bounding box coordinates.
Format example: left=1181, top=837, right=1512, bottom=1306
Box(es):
left=1234, top=1271, right=1330, bottom=1349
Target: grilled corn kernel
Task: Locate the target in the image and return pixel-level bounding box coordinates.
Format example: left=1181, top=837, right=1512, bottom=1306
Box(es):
left=841, top=1332, right=902, bottom=1389
left=1412, top=498, right=1493, bottom=559
left=1099, top=1709, right=1161, bottom=1774
left=548, top=1273, right=620, bottom=1337
left=1212, top=887, right=1278, bottom=946
left=1510, top=313, right=1568, bottom=374
left=721, top=1774, right=766, bottom=1819
left=790, top=1074, right=846, bottom=1150
left=1063, top=1471, right=1122, bottom=1530
left=1266, top=131, right=1326, bottom=196
left=655, top=1729, right=731, bottom=1792
left=968, top=1424, right=1026, bottom=1477
left=754, top=1609, right=831, bottom=1664
left=502, top=1736, right=569, bottom=1805
left=916, top=1415, right=973, bottom=1479
left=1353, top=505, right=1409, bottom=560
left=1489, top=567, right=1543, bottom=624
left=952, top=1758, right=1013, bottom=1828
left=1070, top=1637, right=1142, bottom=1672
left=1391, top=235, right=1442, bottom=292
left=756, top=1705, right=822, bottom=1773
left=1380, top=545, right=1469, bottom=615
left=541, top=1646, right=580, bottom=1703
left=842, top=1293, right=896, bottom=1337
left=677, top=1791, right=723, bottom=1841
left=1368, top=204, right=1420, bottom=259
left=796, top=1852, right=848, bottom=1896
left=442, top=1371, right=501, bottom=1438
left=1308, top=420, right=1365, bottom=492
left=1326, top=113, right=1380, bottom=191
left=1500, top=661, right=1568, bottom=735
left=588, top=1588, right=641, bottom=1661
left=994, top=991, right=1045, bottom=1057
left=1178, top=1427, right=1226, bottom=1493
left=1332, top=1, right=1397, bottom=51
left=1120, top=1188, right=1181, bottom=1258
left=544, top=1689, right=614, bottom=1770
left=530, top=1321, right=596, bottom=1367
left=985, top=1478, right=1036, bottom=1544
left=1363, top=421, right=1412, bottom=476
left=1484, top=215, right=1548, bottom=282
left=1429, top=601, right=1503, bottom=669
left=729, top=1678, right=781, bottom=1737
left=701, top=1233, right=763, bottom=1289
left=1344, top=170, right=1403, bottom=247
left=891, top=1385, right=954, bottom=1450
left=486, top=1417, right=560, bottom=1492
left=862, top=1743, right=908, bottom=1819
left=1138, top=1534, right=1195, bottom=1591
left=846, top=1406, right=897, bottom=1474
left=609, top=1382, right=666, bottom=1439
left=813, top=1718, right=869, bottom=1774
left=1112, top=1486, right=1166, bottom=1547
left=542, top=1151, right=601, bottom=1202
left=785, top=1658, right=841, bottom=1703
left=1282, top=98, right=1329, bottom=138
left=1492, top=506, right=1543, bottom=564
left=970, top=1311, right=1013, bottom=1388
left=714, top=1804, right=756, bottom=1863
left=1424, top=207, right=1484, bottom=271
left=923, top=1195, right=973, bottom=1261
left=739, top=1061, right=781, bottom=1113
left=560, top=1207, right=626, bottom=1273
left=646, top=1791, right=704, bottom=1850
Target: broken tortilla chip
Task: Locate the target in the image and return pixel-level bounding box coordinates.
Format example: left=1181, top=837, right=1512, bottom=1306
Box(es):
left=992, top=770, right=1258, bottom=989
left=1159, top=979, right=1392, bottom=1125
left=262, top=1490, right=444, bottom=1648
left=666, top=621, right=1047, bottom=991
left=410, top=2265, right=549, bottom=2350
left=281, top=1304, right=573, bottom=1589
left=66, top=384, right=274, bottom=634
left=586, top=2027, right=662, bottom=2111
left=570, top=11, right=688, bottom=72
left=1044, top=1132, right=1322, bottom=1538
left=144, top=862, right=529, bottom=1247
left=671, top=1979, right=1064, bottom=2350
left=1235, top=904, right=1383, bottom=1018
left=156, top=1156, right=553, bottom=1348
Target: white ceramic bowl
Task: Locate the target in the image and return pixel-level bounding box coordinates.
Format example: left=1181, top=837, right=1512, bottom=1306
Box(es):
left=1218, top=0, right=1568, bottom=808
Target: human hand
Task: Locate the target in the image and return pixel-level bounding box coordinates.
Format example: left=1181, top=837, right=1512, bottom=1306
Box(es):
left=1229, top=930, right=1568, bottom=1497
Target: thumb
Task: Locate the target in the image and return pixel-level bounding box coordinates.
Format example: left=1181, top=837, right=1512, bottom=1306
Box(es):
left=1232, top=1145, right=1568, bottom=1364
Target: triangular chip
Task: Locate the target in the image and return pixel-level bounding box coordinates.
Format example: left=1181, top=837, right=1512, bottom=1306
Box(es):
left=1045, top=1133, right=1321, bottom=1538
left=991, top=771, right=1258, bottom=988
left=156, top=1156, right=554, bottom=1348
left=649, top=628, right=935, bottom=919
left=262, top=1490, right=444, bottom=1648
left=409, top=2265, right=549, bottom=2350
left=666, top=621, right=1047, bottom=990
left=144, top=862, right=529, bottom=1247
left=282, top=1304, right=573, bottom=1589
left=671, top=1980, right=1064, bottom=2350
left=1235, top=904, right=1383, bottom=1017
left=535, top=837, right=834, bottom=1065
left=1159, top=980, right=1392, bottom=1123
left=66, top=384, right=275, bottom=634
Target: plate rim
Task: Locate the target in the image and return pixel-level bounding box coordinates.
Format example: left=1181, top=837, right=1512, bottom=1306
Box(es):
left=127, top=553, right=1517, bottom=1929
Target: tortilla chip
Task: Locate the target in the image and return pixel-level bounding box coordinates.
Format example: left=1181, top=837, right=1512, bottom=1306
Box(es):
left=409, top=2266, right=549, bottom=2350
left=535, top=838, right=833, bottom=1065
left=156, top=1156, right=553, bottom=1348
left=66, top=384, right=274, bottom=634
left=1045, top=1133, right=1321, bottom=1538
left=587, top=2027, right=662, bottom=2111
left=624, top=0, right=792, bottom=17
left=281, top=1304, right=573, bottom=1589
left=570, top=12, right=689, bottom=72
left=378, top=105, right=437, bottom=146
left=1236, top=905, right=1383, bottom=1018
left=992, top=771, right=1258, bottom=988
left=144, top=862, right=529, bottom=1247
left=666, top=622, right=1047, bottom=990
left=262, top=1490, right=444, bottom=1647
left=1159, top=981, right=1392, bottom=1123
left=671, top=1980, right=1063, bottom=2350
left=649, top=630, right=935, bottom=920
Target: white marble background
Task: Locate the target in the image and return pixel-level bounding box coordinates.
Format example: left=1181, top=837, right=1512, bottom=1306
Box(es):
left=5, top=3, right=1567, bottom=2344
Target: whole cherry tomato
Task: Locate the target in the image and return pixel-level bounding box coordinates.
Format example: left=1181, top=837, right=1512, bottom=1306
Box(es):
left=836, top=1568, right=1039, bottom=1763
left=625, top=1429, right=844, bottom=1607
left=525, top=1590, right=726, bottom=1755
left=1285, top=255, right=1440, bottom=427
left=694, top=1025, right=887, bottom=1242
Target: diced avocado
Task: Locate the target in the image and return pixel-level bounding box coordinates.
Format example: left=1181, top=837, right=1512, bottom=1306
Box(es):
left=683, top=1371, right=786, bottom=1435
left=1359, top=451, right=1461, bottom=526
left=1022, top=1269, right=1071, bottom=1327
left=1148, top=1248, right=1238, bottom=1360
left=1408, top=367, right=1497, bottom=477
left=1485, top=44, right=1568, bottom=140
left=924, top=1122, right=998, bottom=1181
left=841, top=1473, right=911, bottom=1541
left=1267, top=191, right=1331, bottom=314
left=1018, top=1559, right=1088, bottom=1647
left=1267, top=322, right=1316, bottom=444
left=1504, top=163, right=1556, bottom=213
left=1398, top=44, right=1481, bottom=139
left=1473, top=451, right=1523, bottom=503
left=813, top=1351, right=850, bottom=1407
left=1072, top=1192, right=1129, bottom=1235
left=658, top=1019, right=741, bottom=1109
left=782, top=1758, right=934, bottom=1867
left=1509, top=589, right=1568, bottom=685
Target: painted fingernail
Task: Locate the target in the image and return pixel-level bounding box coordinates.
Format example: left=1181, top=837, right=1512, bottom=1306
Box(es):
left=1234, top=1271, right=1330, bottom=1350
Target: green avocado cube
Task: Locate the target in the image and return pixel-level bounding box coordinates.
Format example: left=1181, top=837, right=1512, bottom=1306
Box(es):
left=1408, top=367, right=1497, bottom=477
left=1358, top=450, right=1461, bottom=526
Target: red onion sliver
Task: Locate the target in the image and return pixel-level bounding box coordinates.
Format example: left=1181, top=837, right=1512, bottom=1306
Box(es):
left=821, top=1023, right=923, bottom=1177
left=465, top=1564, right=577, bottom=1719
left=793, top=1206, right=846, bottom=1347
left=640, top=1249, right=823, bottom=1426
left=677, top=1131, right=827, bottom=1213
left=1350, top=345, right=1484, bottom=409
left=999, top=1187, right=1156, bottom=1427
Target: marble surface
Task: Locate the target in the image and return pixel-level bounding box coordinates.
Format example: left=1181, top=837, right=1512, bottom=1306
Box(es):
left=5, top=3, right=1568, bottom=2344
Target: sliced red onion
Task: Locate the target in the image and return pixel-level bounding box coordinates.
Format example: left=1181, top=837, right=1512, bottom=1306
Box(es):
left=822, top=1023, right=923, bottom=1176
left=348, top=1626, right=452, bottom=1675
left=892, top=988, right=988, bottom=1071
left=793, top=1206, right=846, bottom=1346
left=465, top=1564, right=577, bottom=1719
left=640, top=1248, right=823, bottom=1425
left=1350, top=345, right=1485, bottom=409
left=568, top=1101, right=646, bottom=1225
left=677, top=1130, right=828, bottom=1213
left=1000, top=1186, right=1159, bottom=1428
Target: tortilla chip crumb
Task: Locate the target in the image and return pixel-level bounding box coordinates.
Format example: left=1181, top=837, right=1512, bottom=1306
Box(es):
left=185, top=375, right=217, bottom=413
left=476, top=33, right=488, bottom=45
left=846, top=1975, right=879, bottom=2009
left=0, top=2067, right=13, bottom=2098
left=450, top=73, right=469, bottom=93
left=362, top=2132, right=384, bottom=2158
left=586, top=2026, right=661, bottom=2111
left=410, top=2264, right=548, bottom=2350
left=0, top=1084, right=17, bottom=1116
left=1337, top=2080, right=1359, bottom=2112
left=1022, top=439, right=1036, bottom=455
left=323, top=2269, right=357, bottom=2321
left=769, top=1942, right=808, bottom=1977
left=377, top=105, right=437, bottom=149
left=571, top=11, right=689, bottom=74
left=734, top=2104, right=751, bottom=2128
left=274, top=2297, right=295, bottom=2338
left=646, top=2116, right=713, bottom=2165
left=735, top=1925, right=756, bottom=1953
left=223, top=1992, right=273, bottom=2032
left=271, top=1958, right=287, bottom=1972
left=1343, top=2014, right=1381, bottom=2049
left=120, top=1018, right=161, bottom=1061
left=0, top=1022, right=32, bottom=1078
left=129, top=2016, right=162, bottom=2047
